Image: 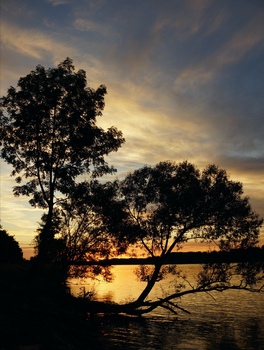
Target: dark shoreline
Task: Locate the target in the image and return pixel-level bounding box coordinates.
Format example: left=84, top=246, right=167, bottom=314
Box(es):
left=71, top=247, right=264, bottom=266
left=1, top=247, right=263, bottom=349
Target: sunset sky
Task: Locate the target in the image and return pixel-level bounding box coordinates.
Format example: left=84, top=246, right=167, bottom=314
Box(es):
left=1, top=0, right=263, bottom=258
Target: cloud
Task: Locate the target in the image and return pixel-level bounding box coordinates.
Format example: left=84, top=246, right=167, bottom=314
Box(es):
left=47, top=0, right=70, bottom=5
left=1, top=21, right=67, bottom=60
left=0, top=21, right=104, bottom=94
left=0, top=0, right=34, bottom=18
left=73, top=18, right=113, bottom=37
left=0, top=161, right=43, bottom=245
left=173, top=13, right=264, bottom=94
left=214, top=14, right=264, bottom=68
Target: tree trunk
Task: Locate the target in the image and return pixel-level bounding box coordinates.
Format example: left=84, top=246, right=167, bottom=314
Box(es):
left=38, top=205, right=54, bottom=263
left=134, top=261, right=164, bottom=304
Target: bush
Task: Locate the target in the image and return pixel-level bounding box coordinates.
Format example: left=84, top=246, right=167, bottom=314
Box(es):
left=0, top=227, right=23, bottom=263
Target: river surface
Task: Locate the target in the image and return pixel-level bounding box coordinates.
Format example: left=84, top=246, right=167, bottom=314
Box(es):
left=69, top=265, right=264, bottom=350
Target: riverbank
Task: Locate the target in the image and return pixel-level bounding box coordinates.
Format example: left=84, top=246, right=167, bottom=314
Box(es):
left=0, top=263, right=109, bottom=350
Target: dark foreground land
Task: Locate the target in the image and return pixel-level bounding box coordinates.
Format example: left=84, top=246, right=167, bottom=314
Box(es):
left=0, top=263, right=108, bottom=350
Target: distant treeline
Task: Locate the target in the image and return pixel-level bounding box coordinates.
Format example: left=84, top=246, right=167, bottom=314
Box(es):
left=72, top=246, right=264, bottom=266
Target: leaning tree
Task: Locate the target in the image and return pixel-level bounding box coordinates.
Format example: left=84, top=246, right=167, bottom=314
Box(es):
left=80, top=161, right=263, bottom=316
left=0, top=58, right=125, bottom=262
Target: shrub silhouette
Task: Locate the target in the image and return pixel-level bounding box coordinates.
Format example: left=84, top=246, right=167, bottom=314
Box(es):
left=0, top=227, right=23, bottom=263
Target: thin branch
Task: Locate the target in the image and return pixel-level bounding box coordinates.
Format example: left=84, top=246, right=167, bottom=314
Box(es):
left=204, top=291, right=217, bottom=301
left=165, top=300, right=191, bottom=314
left=159, top=303, right=178, bottom=315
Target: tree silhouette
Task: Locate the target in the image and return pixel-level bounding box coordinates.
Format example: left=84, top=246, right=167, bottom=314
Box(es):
left=0, top=58, right=125, bottom=262
left=0, top=227, right=23, bottom=263
left=80, top=161, right=263, bottom=316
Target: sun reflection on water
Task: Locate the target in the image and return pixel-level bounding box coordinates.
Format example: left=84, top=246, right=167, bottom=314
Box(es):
left=69, top=264, right=264, bottom=349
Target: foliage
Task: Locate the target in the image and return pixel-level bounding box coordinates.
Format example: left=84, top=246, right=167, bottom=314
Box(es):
left=119, top=161, right=262, bottom=256
left=87, top=161, right=263, bottom=316
left=0, top=226, right=23, bottom=263
left=49, top=181, right=129, bottom=280
left=0, top=58, right=125, bottom=261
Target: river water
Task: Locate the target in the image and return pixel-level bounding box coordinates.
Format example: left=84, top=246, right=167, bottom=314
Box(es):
left=69, top=265, right=264, bottom=350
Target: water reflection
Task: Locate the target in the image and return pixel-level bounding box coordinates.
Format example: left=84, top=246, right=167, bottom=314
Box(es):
left=97, top=315, right=263, bottom=350
left=69, top=265, right=264, bottom=350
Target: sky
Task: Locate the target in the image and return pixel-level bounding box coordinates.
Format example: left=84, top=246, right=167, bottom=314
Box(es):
left=0, top=0, right=264, bottom=259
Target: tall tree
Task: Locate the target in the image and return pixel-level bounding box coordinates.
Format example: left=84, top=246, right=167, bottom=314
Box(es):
left=0, top=58, right=125, bottom=261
